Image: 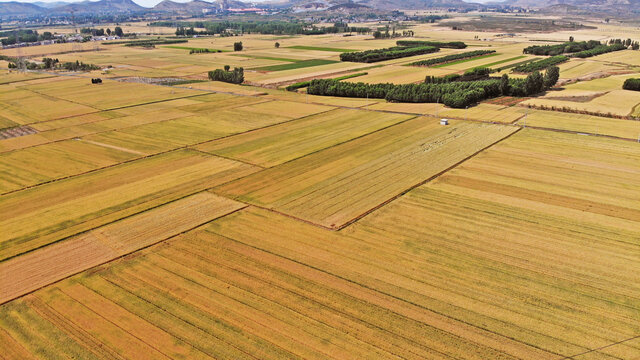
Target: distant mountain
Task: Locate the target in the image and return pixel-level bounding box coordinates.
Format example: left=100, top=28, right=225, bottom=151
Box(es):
left=496, top=0, right=640, bottom=9
left=52, top=0, right=145, bottom=14
left=32, top=1, right=71, bottom=8
left=356, top=0, right=482, bottom=10
left=153, top=0, right=213, bottom=13
left=0, top=1, right=44, bottom=16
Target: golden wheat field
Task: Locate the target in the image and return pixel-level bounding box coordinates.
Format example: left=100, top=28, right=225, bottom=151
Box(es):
left=1, top=14, right=639, bottom=360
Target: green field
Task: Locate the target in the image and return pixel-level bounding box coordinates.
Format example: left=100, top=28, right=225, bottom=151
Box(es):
left=287, top=45, right=356, bottom=52
left=254, top=59, right=339, bottom=71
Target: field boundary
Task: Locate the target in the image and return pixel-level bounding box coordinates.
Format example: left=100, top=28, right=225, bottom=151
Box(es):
left=0, top=194, right=248, bottom=305
left=209, top=230, right=564, bottom=358
left=561, top=334, right=640, bottom=359
left=335, top=126, right=522, bottom=230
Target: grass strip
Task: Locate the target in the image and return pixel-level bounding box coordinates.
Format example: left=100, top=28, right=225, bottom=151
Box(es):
left=432, top=53, right=500, bottom=68
left=229, top=54, right=300, bottom=62
left=480, top=55, right=526, bottom=68
left=287, top=45, right=355, bottom=53
left=254, top=59, right=338, bottom=72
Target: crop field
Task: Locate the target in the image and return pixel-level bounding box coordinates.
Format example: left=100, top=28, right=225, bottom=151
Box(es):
left=0, top=149, right=258, bottom=262
left=2, top=15, right=640, bottom=360
left=195, top=108, right=413, bottom=167
left=518, top=109, right=640, bottom=138
left=215, top=119, right=517, bottom=228
left=523, top=89, right=640, bottom=116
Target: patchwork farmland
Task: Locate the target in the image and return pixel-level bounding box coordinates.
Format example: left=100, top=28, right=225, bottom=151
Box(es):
left=1, top=13, right=640, bottom=360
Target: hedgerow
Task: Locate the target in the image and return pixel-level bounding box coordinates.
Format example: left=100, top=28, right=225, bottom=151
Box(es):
left=410, top=50, right=496, bottom=67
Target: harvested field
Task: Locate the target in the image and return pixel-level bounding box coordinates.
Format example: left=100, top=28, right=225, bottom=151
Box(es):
left=522, top=89, right=640, bottom=117
left=440, top=103, right=525, bottom=123
left=0, top=125, right=37, bottom=139
left=519, top=109, right=640, bottom=139
left=216, top=119, right=517, bottom=228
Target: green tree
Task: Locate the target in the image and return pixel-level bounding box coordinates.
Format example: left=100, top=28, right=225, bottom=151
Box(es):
left=275, top=42, right=280, bottom=48
left=234, top=41, right=243, bottom=51
left=543, top=66, right=560, bottom=89
left=499, top=74, right=510, bottom=95
left=114, top=27, right=123, bottom=37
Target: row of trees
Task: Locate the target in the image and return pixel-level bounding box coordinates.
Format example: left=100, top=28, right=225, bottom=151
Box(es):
left=523, top=40, right=601, bottom=56
left=608, top=38, right=640, bottom=50
left=623, top=78, right=640, bottom=91
left=80, top=27, right=124, bottom=37
left=208, top=66, right=244, bottom=84
left=158, top=21, right=369, bottom=37
left=396, top=40, right=467, bottom=49
left=571, top=43, right=627, bottom=58
left=340, top=46, right=438, bottom=63
left=7, top=57, right=100, bottom=72
left=411, top=50, right=495, bottom=67
left=307, top=67, right=560, bottom=109
left=514, top=55, right=568, bottom=72
left=189, top=48, right=221, bottom=54
left=0, top=29, right=53, bottom=46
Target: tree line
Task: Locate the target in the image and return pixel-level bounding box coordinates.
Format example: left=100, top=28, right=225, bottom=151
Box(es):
left=340, top=46, right=439, bottom=63
left=307, top=66, right=560, bottom=109
left=523, top=40, right=602, bottom=56
left=411, top=50, right=495, bottom=67
left=80, top=27, right=124, bottom=37
left=570, top=43, right=626, bottom=58
left=396, top=40, right=467, bottom=49
left=0, top=29, right=54, bottom=46
left=513, top=55, right=568, bottom=73
left=623, top=78, right=640, bottom=91
left=154, top=21, right=370, bottom=37
left=6, top=57, right=100, bottom=71
left=208, top=66, right=244, bottom=84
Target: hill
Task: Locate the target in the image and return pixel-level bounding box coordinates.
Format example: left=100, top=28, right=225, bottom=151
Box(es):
left=0, top=1, right=44, bottom=17
left=153, top=0, right=214, bottom=13
left=52, top=0, right=145, bottom=14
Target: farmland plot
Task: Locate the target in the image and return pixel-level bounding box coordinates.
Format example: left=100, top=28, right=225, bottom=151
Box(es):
left=518, top=109, right=640, bottom=139
left=196, top=108, right=413, bottom=167
left=216, top=119, right=517, bottom=228
left=21, top=78, right=204, bottom=110
left=0, top=149, right=258, bottom=261
left=0, top=192, right=244, bottom=304
left=0, top=139, right=137, bottom=193
left=205, top=202, right=640, bottom=358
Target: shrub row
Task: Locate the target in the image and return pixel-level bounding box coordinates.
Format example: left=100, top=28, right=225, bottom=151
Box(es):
left=570, top=43, right=626, bottom=58
left=513, top=55, right=568, bottom=73
left=424, top=67, right=492, bottom=84
left=285, top=72, right=368, bottom=91
left=410, top=50, right=495, bottom=66
left=208, top=67, right=244, bottom=84
left=623, top=78, right=640, bottom=91
left=103, top=39, right=188, bottom=46
left=340, top=46, right=438, bottom=63
left=307, top=67, right=559, bottom=108
left=190, top=48, right=222, bottom=54
left=396, top=40, right=467, bottom=49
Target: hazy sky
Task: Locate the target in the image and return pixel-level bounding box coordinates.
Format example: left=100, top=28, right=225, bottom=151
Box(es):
left=1, top=0, right=499, bottom=8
